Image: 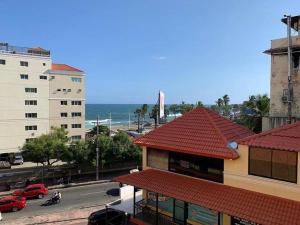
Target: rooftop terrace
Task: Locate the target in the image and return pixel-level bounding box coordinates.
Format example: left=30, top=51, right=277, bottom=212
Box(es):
left=0, top=43, right=50, bottom=57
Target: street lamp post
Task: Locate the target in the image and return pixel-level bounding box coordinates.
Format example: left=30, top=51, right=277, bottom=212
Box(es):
left=96, top=115, right=99, bottom=181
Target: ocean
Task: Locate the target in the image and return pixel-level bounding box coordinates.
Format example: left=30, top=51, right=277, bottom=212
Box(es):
left=85, top=104, right=154, bottom=129
left=85, top=104, right=181, bottom=129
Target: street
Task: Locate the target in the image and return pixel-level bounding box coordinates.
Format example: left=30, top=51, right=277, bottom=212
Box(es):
left=1, top=182, right=120, bottom=224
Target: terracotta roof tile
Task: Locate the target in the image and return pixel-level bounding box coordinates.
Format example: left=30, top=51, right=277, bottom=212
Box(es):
left=239, top=121, right=300, bottom=151
left=51, top=63, right=83, bottom=72
left=114, top=169, right=300, bottom=225
left=134, top=108, right=254, bottom=159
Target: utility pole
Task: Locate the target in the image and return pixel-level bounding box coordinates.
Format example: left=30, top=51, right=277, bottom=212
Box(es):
left=109, top=112, right=112, bottom=136
left=128, top=111, right=131, bottom=130
left=285, top=15, right=293, bottom=124
left=96, top=115, right=99, bottom=181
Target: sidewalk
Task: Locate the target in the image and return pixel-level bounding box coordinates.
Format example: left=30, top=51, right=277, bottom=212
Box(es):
left=0, top=179, right=111, bottom=197
left=1, top=204, right=107, bottom=225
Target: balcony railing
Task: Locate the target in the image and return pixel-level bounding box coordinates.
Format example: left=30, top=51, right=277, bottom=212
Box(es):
left=0, top=43, right=50, bottom=57
left=135, top=200, right=185, bottom=225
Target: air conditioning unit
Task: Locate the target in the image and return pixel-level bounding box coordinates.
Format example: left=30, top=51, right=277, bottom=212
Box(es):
left=282, top=96, right=288, bottom=103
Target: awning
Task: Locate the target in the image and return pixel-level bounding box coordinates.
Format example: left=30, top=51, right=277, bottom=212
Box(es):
left=114, top=169, right=300, bottom=225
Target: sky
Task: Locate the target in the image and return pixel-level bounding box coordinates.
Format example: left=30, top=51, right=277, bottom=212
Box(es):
left=1, top=0, right=300, bottom=104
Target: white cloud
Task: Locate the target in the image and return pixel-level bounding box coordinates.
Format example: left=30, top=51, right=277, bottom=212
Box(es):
left=153, top=56, right=167, bottom=60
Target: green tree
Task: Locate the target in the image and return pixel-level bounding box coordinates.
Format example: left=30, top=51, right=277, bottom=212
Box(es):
left=216, top=98, right=224, bottom=107
left=62, top=140, right=90, bottom=166
left=89, top=125, right=110, bottom=137
left=223, top=95, right=230, bottom=106
left=238, top=94, right=270, bottom=133
left=179, top=102, right=194, bottom=114
left=22, top=127, right=69, bottom=166
left=196, top=101, right=204, bottom=108
left=169, top=104, right=179, bottom=118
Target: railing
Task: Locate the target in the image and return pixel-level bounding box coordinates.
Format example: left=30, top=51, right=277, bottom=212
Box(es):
left=135, top=200, right=181, bottom=225
left=0, top=43, right=50, bottom=57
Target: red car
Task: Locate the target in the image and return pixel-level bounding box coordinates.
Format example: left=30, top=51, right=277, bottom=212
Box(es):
left=0, top=195, right=26, bottom=212
left=13, top=183, right=48, bottom=199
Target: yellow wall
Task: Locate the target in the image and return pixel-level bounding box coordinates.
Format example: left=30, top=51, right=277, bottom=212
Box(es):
left=224, top=144, right=300, bottom=201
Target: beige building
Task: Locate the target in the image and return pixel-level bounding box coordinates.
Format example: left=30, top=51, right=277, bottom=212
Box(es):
left=263, top=15, right=300, bottom=130
left=114, top=108, right=300, bottom=225
left=0, top=43, right=85, bottom=156
left=47, top=64, right=85, bottom=141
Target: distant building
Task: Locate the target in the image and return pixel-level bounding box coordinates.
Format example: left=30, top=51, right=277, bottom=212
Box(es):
left=263, top=15, right=300, bottom=130
left=0, top=43, right=85, bottom=155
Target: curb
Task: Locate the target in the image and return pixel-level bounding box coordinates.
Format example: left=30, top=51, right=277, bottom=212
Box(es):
left=0, top=180, right=113, bottom=197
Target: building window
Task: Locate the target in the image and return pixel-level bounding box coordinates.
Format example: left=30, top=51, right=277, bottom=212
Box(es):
left=68, top=89, right=71, bottom=92
left=249, top=147, right=297, bottom=183
left=57, top=89, right=61, bottom=92
left=25, top=88, right=37, bottom=93
left=72, top=124, right=81, bottom=128
left=60, top=112, right=68, bottom=117
left=63, top=89, right=67, bottom=92
left=25, top=100, right=37, bottom=105
left=25, top=125, right=37, bottom=131
left=71, top=112, right=81, bottom=117
left=71, top=77, right=82, bottom=82
left=25, top=113, right=37, bottom=118
left=50, top=76, right=55, bottom=80
left=293, top=52, right=300, bottom=69
left=20, top=74, right=28, bottom=80
left=0, top=59, right=5, bottom=65
left=25, top=138, right=36, bottom=143
left=39, top=75, right=47, bottom=80
left=71, top=101, right=82, bottom=105
left=61, top=124, right=68, bottom=129
left=43, top=63, right=46, bottom=66
left=60, top=101, right=68, bottom=105
left=168, top=151, right=224, bottom=183
left=20, top=61, right=29, bottom=67
left=71, top=135, right=81, bottom=141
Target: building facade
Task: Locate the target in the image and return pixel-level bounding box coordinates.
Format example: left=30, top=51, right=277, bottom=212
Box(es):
left=263, top=15, right=300, bottom=130
left=47, top=64, right=85, bottom=142
left=0, top=43, right=85, bottom=155
left=114, top=108, right=300, bottom=225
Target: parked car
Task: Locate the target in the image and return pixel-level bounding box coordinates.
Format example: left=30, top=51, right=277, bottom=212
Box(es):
left=88, top=208, right=128, bottom=225
left=0, top=161, right=11, bottom=169
left=0, top=211, right=2, bottom=220
left=0, top=195, right=26, bottom=212
left=12, top=154, right=23, bottom=165
left=13, top=183, right=48, bottom=199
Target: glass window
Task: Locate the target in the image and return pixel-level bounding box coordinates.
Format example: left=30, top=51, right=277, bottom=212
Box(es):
left=0, top=59, right=5, bottom=65
left=25, top=125, right=37, bottom=131
left=25, top=100, right=37, bottom=105
left=169, top=151, right=224, bottom=183
left=71, top=77, right=82, bottom=82
left=60, top=101, right=67, bottom=105
left=249, top=147, right=297, bottom=183
left=71, top=135, right=81, bottom=141
left=20, top=61, right=28, bottom=67
left=61, top=124, right=68, bottom=129
left=20, top=74, right=28, bottom=80
left=25, top=88, right=37, bottom=93
left=72, top=124, right=81, bottom=128
left=61, top=113, right=68, bottom=117
left=39, top=75, right=47, bottom=80
left=25, top=113, right=37, bottom=118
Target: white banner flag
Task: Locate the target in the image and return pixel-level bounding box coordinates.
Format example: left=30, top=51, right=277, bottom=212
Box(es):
left=159, top=91, right=165, bottom=118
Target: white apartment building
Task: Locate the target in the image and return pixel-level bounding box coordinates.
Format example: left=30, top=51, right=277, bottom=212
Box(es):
left=0, top=43, right=85, bottom=156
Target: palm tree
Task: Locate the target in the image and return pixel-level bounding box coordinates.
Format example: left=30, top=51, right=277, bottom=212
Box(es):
left=216, top=98, right=224, bottom=107
left=223, top=95, right=230, bottom=106
left=134, top=108, right=142, bottom=133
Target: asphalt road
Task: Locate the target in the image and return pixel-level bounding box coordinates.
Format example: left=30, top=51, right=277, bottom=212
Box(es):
left=2, top=182, right=120, bottom=222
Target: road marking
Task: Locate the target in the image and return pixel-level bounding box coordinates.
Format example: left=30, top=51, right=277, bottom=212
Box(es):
left=80, top=191, right=106, bottom=196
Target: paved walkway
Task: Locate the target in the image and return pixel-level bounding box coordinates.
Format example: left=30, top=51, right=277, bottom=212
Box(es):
left=2, top=204, right=105, bottom=225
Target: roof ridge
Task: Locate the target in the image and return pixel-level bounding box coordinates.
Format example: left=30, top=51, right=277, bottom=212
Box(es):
left=239, top=121, right=300, bottom=144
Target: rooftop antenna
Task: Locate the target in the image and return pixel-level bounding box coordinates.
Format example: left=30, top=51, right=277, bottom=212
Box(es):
left=284, top=15, right=293, bottom=124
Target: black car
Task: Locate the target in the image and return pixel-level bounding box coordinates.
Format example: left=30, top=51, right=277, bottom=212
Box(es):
left=88, top=208, right=128, bottom=225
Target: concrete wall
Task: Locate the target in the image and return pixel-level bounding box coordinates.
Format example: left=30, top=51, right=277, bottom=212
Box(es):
left=48, top=70, right=85, bottom=140
left=224, top=144, right=300, bottom=202
left=269, top=36, right=300, bottom=119
left=0, top=53, right=51, bottom=153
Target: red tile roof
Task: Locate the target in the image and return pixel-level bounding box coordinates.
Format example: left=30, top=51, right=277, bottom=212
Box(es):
left=114, top=169, right=300, bottom=225
left=239, top=121, right=300, bottom=151
left=52, top=63, right=83, bottom=72
left=134, top=108, right=254, bottom=159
